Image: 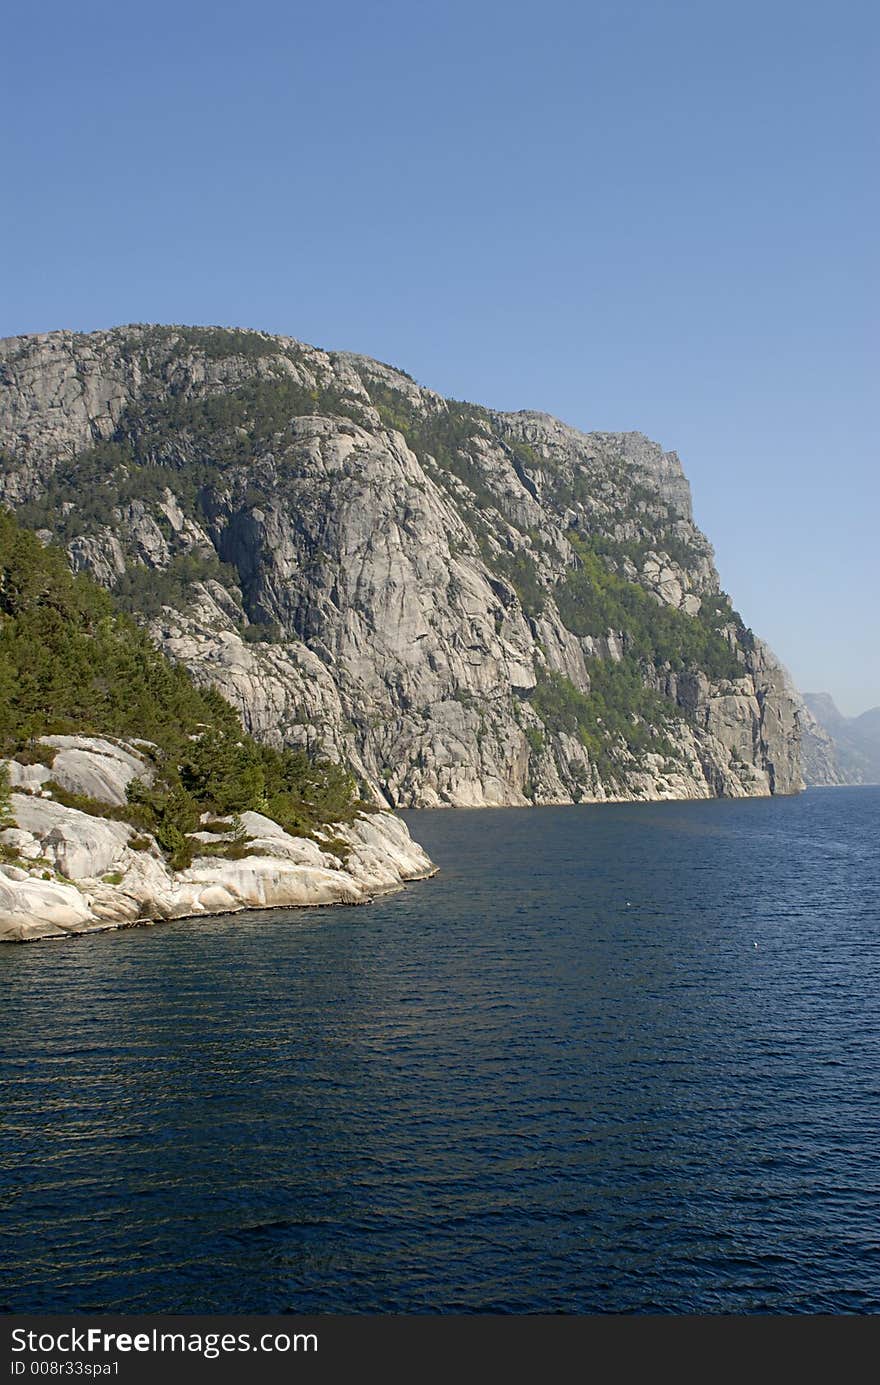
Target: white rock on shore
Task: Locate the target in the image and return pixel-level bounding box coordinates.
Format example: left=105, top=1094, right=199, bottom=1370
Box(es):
left=0, top=744, right=435, bottom=943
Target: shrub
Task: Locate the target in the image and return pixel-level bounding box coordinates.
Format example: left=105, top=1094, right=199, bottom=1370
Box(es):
left=524, top=726, right=545, bottom=756
left=0, top=763, right=12, bottom=828
left=11, top=743, right=57, bottom=767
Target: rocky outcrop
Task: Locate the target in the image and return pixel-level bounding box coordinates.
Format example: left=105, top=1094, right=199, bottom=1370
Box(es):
left=0, top=325, right=803, bottom=805
left=42, top=735, right=153, bottom=806
left=0, top=742, right=435, bottom=943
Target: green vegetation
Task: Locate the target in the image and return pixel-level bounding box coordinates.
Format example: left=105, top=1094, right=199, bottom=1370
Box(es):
left=581, top=525, right=707, bottom=578
left=0, top=763, right=11, bottom=827
left=241, top=620, right=282, bottom=643
left=15, top=356, right=362, bottom=544
left=478, top=538, right=545, bottom=618
left=360, top=375, right=557, bottom=618
left=114, top=552, right=239, bottom=617
left=524, top=726, right=545, bottom=756
left=530, top=667, right=679, bottom=783
left=10, top=743, right=56, bottom=767
left=533, top=453, right=627, bottom=516
left=44, top=782, right=137, bottom=822
left=504, top=439, right=541, bottom=472
left=0, top=509, right=361, bottom=870
left=364, top=379, right=498, bottom=508
left=556, top=536, right=746, bottom=680
left=124, top=372, right=361, bottom=472
left=15, top=439, right=181, bottom=541
left=132, top=325, right=282, bottom=361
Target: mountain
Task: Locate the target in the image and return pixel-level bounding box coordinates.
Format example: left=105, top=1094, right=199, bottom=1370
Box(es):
left=801, top=693, right=880, bottom=785
left=855, top=707, right=880, bottom=740
left=0, top=325, right=803, bottom=807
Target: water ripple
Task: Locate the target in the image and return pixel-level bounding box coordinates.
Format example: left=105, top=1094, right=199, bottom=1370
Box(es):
left=1, top=788, right=879, bottom=1312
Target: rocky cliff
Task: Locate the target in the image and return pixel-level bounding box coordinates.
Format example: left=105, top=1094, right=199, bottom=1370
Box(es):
left=0, top=325, right=803, bottom=806
left=801, top=693, right=880, bottom=785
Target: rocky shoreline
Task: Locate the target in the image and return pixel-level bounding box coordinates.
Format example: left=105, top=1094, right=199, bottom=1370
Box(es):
left=0, top=738, right=435, bottom=943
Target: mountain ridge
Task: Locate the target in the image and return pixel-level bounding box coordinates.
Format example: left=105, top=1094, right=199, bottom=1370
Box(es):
left=0, top=323, right=803, bottom=807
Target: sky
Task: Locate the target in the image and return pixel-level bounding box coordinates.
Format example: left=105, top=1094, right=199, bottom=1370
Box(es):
left=3, top=0, right=877, bottom=714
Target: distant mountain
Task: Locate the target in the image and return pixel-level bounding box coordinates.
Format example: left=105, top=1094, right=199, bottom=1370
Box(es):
left=802, top=693, right=880, bottom=785
left=854, top=706, right=880, bottom=741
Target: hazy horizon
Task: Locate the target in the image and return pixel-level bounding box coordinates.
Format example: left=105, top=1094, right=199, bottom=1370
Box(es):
left=3, top=0, right=876, bottom=714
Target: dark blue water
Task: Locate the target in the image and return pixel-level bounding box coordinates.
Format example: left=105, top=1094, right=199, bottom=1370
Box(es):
left=2, top=789, right=879, bottom=1314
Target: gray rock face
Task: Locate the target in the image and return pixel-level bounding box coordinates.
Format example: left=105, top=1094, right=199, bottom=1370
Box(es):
left=40, top=736, right=154, bottom=806
left=10, top=793, right=132, bottom=879
left=0, top=325, right=803, bottom=805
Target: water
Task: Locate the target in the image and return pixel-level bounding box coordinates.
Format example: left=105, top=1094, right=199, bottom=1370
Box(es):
left=2, top=789, right=879, bottom=1314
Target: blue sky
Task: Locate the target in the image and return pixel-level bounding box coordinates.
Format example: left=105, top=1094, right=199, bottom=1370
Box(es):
left=4, top=0, right=877, bottom=713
